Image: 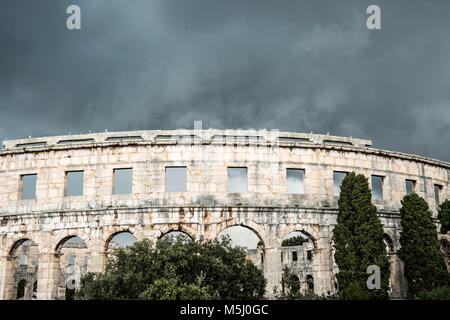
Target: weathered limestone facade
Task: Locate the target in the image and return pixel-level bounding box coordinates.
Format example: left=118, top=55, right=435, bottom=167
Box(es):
left=0, top=129, right=449, bottom=300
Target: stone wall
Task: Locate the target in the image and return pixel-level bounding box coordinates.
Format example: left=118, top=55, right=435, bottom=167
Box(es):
left=0, top=129, right=448, bottom=299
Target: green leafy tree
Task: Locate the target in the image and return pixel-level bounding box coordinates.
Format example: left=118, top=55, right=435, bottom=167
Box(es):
left=76, top=236, right=266, bottom=300
left=398, top=193, right=450, bottom=298
left=415, top=286, right=450, bottom=300
left=333, top=172, right=390, bottom=300
left=274, top=266, right=331, bottom=300
left=281, top=236, right=308, bottom=247
left=438, top=199, right=450, bottom=234
left=279, top=266, right=300, bottom=299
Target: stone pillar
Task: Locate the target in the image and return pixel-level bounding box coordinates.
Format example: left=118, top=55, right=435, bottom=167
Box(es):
left=87, top=239, right=107, bottom=274
left=389, top=252, right=407, bottom=299
left=24, top=280, right=33, bottom=300
left=264, top=246, right=281, bottom=297
left=314, top=237, right=334, bottom=295
left=36, top=253, right=60, bottom=300
left=0, top=256, right=15, bottom=300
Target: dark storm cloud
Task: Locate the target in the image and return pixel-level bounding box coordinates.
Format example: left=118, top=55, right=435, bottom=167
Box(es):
left=0, top=0, right=449, bottom=161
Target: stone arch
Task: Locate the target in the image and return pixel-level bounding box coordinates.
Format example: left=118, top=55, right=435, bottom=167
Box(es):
left=153, top=224, right=198, bottom=241
left=6, top=234, right=40, bottom=258
left=278, top=226, right=319, bottom=249
left=216, top=223, right=267, bottom=249
left=50, top=229, right=92, bottom=254
left=104, top=229, right=138, bottom=252
left=383, top=233, right=395, bottom=254
left=216, top=223, right=267, bottom=275
left=213, top=218, right=269, bottom=248
left=306, top=274, right=314, bottom=291
left=55, top=235, right=88, bottom=254
left=381, top=231, right=406, bottom=298
left=51, top=234, right=89, bottom=300
left=216, top=224, right=266, bottom=248
left=2, top=237, right=39, bottom=300
left=8, top=238, right=33, bottom=257
left=159, top=230, right=193, bottom=241
left=98, top=228, right=140, bottom=274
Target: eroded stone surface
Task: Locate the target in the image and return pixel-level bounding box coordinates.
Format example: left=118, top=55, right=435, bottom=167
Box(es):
left=0, top=129, right=449, bottom=299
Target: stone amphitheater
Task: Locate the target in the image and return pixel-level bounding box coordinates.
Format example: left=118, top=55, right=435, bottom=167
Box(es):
left=0, top=127, right=449, bottom=300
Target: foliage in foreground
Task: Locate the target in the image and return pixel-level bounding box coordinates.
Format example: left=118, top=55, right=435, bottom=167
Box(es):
left=438, top=199, right=450, bottom=234
left=76, top=236, right=266, bottom=300
left=333, top=172, right=390, bottom=300
left=273, top=266, right=333, bottom=300
left=398, top=193, right=450, bottom=299
left=415, top=286, right=450, bottom=300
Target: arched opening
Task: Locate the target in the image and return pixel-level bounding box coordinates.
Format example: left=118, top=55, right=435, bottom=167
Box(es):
left=282, top=230, right=316, bottom=249
left=159, top=230, right=192, bottom=242
left=383, top=234, right=394, bottom=254
left=291, top=275, right=300, bottom=294
left=280, top=231, right=315, bottom=295
left=7, top=239, right=39, bottom=300
left=16, top=280, right=26, bottom=300
left=55, top=236, right=89, bottom=300
left=107, top=231, right=137, bottom=251
left=306, top=275, right=314, bottom=292
left=217, top=225, right=264, bottom=269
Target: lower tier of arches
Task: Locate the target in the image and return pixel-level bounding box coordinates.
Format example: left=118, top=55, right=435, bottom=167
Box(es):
left=0, top=206, right=410, bottom=299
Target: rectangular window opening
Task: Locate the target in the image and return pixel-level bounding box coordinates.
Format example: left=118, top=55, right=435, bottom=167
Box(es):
left=68, top=255, right=75, bottom=266
left=287, top=169, right=305, bottom=194
left=21, top=174, right=37, bottom=200
left=113, top=168, right=133, bottom=194
left=228, top=167, right=247, bottom=193
left=405, top=179, right=415, bottom=195
left=292, top=251, right=298, bottom=262
left=307, top=250, right=313, bottom=261
left=371, top=175, right=384, bottom=200
left=333, top=171, right=348, bottom=196
left=434, top=184, right=442, bottom=207
left=165, top=167, right=187, bottom=192
left=65, top=171, right=84, bottom=197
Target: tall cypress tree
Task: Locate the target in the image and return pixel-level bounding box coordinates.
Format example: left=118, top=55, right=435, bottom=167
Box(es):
left=437, top=199, right=450, bottom=234
left=333, top=172, right=390, bottom=299
left=398, top=193, right=450, bottom=298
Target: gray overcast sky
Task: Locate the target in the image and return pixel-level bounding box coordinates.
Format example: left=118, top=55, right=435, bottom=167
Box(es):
left=1, top=1, right=449, bottom=161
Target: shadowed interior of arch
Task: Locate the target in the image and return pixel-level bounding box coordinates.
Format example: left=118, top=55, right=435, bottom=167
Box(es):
left=9, top=239, right=39, bottom=300
left=55, top=236, right=88, bottom=300
left=280, top=231, right=316, bottom=293
left=383, top=234, right=395, bottom=253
